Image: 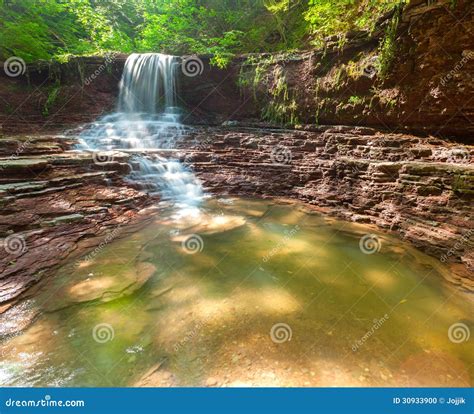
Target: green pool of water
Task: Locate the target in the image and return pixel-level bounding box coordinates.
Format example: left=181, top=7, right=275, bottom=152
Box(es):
left=0, top=198, right=472, bottom=387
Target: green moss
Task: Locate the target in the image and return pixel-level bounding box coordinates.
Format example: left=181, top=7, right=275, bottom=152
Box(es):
left=376, top=3, right=403, bottom=79
left=314, top=79, right=321, bottom=125
left=452, top=174, right=473, bottom=195
left=346, top=60, right=360, bottom=79
left=2, top=102, right=14, bottom=115
left=263, top=65, right=299, bottom=125
left=331, top=66, right=344, bottom=87
left=42, top=80, right=61, bottom=117
left=238, top=55, right=299, bottom=126
left=348, top=95, right=363, bottom=105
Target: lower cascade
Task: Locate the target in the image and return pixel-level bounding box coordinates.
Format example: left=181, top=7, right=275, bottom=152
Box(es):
left=77, top=53, right=204, bottom=210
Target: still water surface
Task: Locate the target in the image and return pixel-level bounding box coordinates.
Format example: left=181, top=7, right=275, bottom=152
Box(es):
left=0, top=198, right=472, bottom=387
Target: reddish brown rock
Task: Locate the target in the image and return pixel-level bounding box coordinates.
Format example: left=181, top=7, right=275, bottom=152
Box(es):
left=0, top=135, right=155, bottom=310
left=176, top=125, right=473, bottom=291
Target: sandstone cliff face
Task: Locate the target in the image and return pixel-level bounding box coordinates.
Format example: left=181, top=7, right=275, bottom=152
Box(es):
left=180, top=0, right=474, bottom=141
left=0, top=56, right=126, bottom=134
left=1, top=1, right=472, bottom=141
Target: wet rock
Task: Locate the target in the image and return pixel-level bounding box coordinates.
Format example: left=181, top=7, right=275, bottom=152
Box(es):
left=132, top=360, right=176, bottom=387
left=183, top=125, right=473, bottom=291
left=0, top=134, right=155, bottom=309
left=45, top=261, right=156, bottom=310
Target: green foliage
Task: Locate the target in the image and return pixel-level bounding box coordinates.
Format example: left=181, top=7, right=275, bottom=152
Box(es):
left=42, top=80, right=61, bottom=116
left=0, top=0, right=406, bottom=66
left=376, top=3, right=403, bottom=78
left=348, top=95, right=363, bottom=105
left=304, top=0, right=398, bottom=48
left=240, top=56, right=299, bottom=125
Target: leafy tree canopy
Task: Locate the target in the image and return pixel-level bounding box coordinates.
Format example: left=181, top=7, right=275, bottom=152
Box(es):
left=0, top=0, right=404, bottom=64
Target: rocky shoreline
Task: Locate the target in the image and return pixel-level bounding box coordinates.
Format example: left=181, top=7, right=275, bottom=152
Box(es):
left=176, top=124, right=473, bottom=291
left=0, top=124, right=472, bottom=318
left=0, top=134, right=157, bottom=314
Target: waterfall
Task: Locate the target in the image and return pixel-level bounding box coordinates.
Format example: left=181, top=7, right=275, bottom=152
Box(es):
left=77, top=53, right=203, bottom=210
left=119, top=54, right=178, bottom=113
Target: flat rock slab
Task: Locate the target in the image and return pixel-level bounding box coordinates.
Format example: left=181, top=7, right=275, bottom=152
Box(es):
left=0, top=158, right=49, bottom=172
left=42, top=261, right=156, bottom=311
left=41, top=213, right=85, bottom=227
left=31, top=226, right=160, bottom=312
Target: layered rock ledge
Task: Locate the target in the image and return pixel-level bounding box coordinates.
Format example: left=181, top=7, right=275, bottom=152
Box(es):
left=174, top=125, right=473, bottom=291
left=0, top=135, right=155, bottom=312
left=1, top=124, right=472, bottom=317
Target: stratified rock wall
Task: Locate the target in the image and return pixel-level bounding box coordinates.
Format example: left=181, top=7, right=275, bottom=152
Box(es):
left=0, top=135, right=154, bottom=309
left=180, top=0, right=474, bottom=141
left=0, top=125, right=472, bottom=312
left=174, top=125, right=473, bottom=291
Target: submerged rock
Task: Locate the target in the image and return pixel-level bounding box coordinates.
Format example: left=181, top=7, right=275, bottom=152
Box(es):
left=132, top=359, right=177, bottom=387
left=43, top=259, right=156, bottom=311
left=188, top=215, right=246, bottom=235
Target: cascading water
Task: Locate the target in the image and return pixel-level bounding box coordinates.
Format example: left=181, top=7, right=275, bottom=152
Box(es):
left=77, top=53, right=203, bottom=210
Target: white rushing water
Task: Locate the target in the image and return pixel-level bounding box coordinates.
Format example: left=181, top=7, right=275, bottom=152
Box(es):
left=77, top=53, right=203, bottom=210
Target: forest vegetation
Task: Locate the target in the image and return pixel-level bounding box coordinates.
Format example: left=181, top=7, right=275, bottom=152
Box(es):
left=1, top=0, right=404, bottom=67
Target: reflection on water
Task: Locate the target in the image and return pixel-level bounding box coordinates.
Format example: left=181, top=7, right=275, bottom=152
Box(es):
left=0, top=198, right=472, bottom=387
